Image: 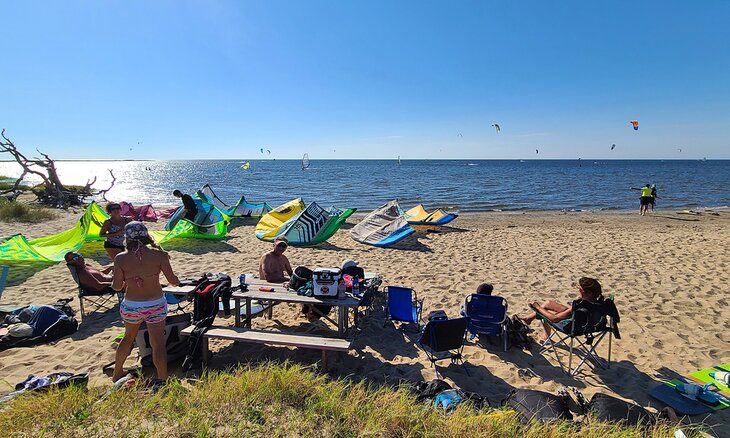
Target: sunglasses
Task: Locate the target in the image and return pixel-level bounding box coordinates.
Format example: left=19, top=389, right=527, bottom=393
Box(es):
left=109, top=207, right=121, bottom=211
left=71, top=254, right=82, bottom=261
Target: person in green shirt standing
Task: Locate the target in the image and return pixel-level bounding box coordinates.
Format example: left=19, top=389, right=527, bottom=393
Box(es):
left=630, top=184, right=654, bottom=216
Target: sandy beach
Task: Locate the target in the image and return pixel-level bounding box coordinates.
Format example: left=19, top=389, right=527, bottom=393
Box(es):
left=1, top=209, right=728, bottom=431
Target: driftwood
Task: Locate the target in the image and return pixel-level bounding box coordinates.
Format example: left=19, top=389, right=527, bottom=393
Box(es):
left=0, top=129, right=116, bottom=207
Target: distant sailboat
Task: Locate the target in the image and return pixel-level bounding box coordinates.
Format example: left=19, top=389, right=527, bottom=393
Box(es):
left=302, top=153, right=310, bottom=170
left=397, top=156, right=401, bottom=165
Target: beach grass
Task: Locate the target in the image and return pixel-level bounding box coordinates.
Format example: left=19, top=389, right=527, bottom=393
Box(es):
left=0, top=362, right=693, bottom=437
left=0, top=199, right=58, bottom=223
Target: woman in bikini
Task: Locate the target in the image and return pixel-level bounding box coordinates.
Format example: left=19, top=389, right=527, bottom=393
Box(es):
left=520, top=277, right=604, bottom=340
left=99, top=203, right=131, bottom=260
left=111, top=221, right=180, bottom=383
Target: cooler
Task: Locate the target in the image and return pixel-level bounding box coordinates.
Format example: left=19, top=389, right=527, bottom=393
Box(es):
left=312, top=268, right=341, bottom=297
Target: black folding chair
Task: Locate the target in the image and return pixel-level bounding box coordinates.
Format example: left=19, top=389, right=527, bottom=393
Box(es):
left=530, top=297, right=620, bottom=377
left=418, top=317, right=471, bottom=377
left=67, top=265, right=122, bottom=318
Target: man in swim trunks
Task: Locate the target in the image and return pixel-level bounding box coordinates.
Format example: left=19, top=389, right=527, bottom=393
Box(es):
left=630, top=184, right=654, bottom=216
left=173, top=189, right=198, bottom=222
left=111, top=222, right=180, bottom=383
left=259, top=236, right=293, bottom=283
left=64, top=252, right=114, bottom=291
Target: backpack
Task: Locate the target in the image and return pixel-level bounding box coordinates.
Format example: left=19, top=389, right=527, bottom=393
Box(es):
left=502, top=389, right=572, bottom=424
left=584, top=393, right=655, bottom=427
left=427, top=310, right=448, bottom=322
left=505, top=315, right=533, bottom=350
left=182, top=275, right=232, bottom=371
left=410, top=379, right=452, bottom=401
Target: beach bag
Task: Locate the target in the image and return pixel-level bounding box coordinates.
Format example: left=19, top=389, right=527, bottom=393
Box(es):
left=410, top=379, right=452, bottom=402
left=427, top=310, right=448, bottom=322
left=585, top=393, right=654, bottom=427
left=502, top=389, right=572, bottom=424
left=182, top=276, right=233, bottom=371
left=137, top=313, right=192, bottom=367
left=289, top=266, right=313, bottom=291
left=505, top=315, right=533, bottom=350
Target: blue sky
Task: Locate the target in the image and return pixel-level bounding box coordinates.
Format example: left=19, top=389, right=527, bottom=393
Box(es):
left=0, top=1, right=728, bottom=160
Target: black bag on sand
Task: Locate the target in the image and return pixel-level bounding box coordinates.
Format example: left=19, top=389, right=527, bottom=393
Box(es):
left=585, top=393, right=655, bottom=427
left=427, top=310, right=448, bottom=322
left=505, top=315, right=533, bottom=350
left=502, top=389, right=572, bottom=424
left=409, top=379, right=452, bottom=402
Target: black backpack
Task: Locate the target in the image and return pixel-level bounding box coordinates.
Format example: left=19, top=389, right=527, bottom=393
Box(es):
left=502, top=389, right=572, bottom=424
left=182, top=275, right=232, bottom=371
left=584, top=393, right=655, bottom=427
left=505, top=315, right=533, bottom=350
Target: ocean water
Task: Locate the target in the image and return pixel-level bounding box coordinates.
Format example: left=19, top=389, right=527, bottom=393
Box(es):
left=0, top=159, right=727, bottom=212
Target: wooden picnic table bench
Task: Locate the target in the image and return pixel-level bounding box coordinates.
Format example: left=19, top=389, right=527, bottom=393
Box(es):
left=180, top=325, right=352, bottom=370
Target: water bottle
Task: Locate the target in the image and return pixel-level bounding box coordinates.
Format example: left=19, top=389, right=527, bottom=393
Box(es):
left=239, top=274, right=246, bottom=290
left=352, top=277, right=359, bottom=295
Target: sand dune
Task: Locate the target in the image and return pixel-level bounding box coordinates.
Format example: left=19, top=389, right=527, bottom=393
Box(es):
left=1, top=210, right=728, bottom=434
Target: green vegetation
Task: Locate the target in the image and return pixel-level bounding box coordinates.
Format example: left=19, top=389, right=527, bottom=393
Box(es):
left=0, top=199, right=58, bottom=223
left=0, top=363, right=690, bottom=437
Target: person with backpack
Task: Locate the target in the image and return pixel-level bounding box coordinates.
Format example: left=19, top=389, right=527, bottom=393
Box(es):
left=111, top=222, right=180, bottom=383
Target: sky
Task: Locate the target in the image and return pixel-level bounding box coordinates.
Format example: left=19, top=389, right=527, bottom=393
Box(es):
left=0, top=1, right=728, bottom=160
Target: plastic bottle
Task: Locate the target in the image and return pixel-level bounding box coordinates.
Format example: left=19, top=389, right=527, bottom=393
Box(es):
left=239, top=274, right=246, bottom=290
left=352, top=277, right=359, bottom=295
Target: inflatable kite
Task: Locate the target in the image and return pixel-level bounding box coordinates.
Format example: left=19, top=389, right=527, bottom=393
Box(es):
left=196, top=184, right=271, bottom=218
left=350, top=200, right=415, bottom=247
left=405, top=205, right=458, bottom=228
left=255, top=199, right=355, bottom=246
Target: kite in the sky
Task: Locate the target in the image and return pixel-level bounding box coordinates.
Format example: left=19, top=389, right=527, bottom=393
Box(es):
left=611, top=144, right=616, bottom=150
left=678, top=148, right=682, bottom=153
left=535, top=149, right=539, bottom=154
left=260, top=148, right=264, bottom=154
left=630, top=120, right=639, bottom=131
left=457, top=133, right=463, bottom=138
left=492, top=124, right=501, bottom=133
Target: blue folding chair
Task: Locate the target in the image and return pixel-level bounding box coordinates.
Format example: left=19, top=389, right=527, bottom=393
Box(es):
left=385, top=286, right=423, bottom=330
left=462, top=294, right=509, bottom=351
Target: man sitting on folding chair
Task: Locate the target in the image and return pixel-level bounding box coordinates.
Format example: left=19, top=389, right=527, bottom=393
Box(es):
left=65, top=252, right=120, bottom=317
left=65, top=252, right=115, bottom=291
left=520, top=277, right=620, bottom=376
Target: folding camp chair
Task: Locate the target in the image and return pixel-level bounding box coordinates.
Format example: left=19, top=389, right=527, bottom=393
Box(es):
left=418, top=317, right=471, bottom=377
left=67, top=265, right=122, bottom=318
left=385, top=286, right=423, bottom=330
left=530, top=297, right=620, bottom=377
left=462, top=294, right=509, bottom=351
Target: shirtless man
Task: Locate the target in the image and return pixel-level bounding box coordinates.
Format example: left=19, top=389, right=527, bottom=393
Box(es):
left=64, top=252, right=114, bottom=291
left=259, top=237, right=293, bottom=283
left=111, top=222, right=180, bottom=383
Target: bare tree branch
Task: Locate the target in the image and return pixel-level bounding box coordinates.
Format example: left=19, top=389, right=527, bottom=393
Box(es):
left=0, top=129, right=113, bottom=207
left=95, top=170, right=116, bottom=201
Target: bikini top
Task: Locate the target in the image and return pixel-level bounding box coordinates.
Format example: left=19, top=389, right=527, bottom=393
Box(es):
left=106, top=221, right=126, bottom=246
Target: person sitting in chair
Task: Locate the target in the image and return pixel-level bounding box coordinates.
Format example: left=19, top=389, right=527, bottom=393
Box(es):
left=65, top=252, right=114, bottom=291
left=519, top=277, right=604, bottom=340
left=258, top=236, right=293, bottom=283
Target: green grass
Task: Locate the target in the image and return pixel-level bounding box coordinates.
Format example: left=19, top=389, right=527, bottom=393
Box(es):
left=0, top=362, right=694, bottom=437
left=0, top=199, right=58, bottom=223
